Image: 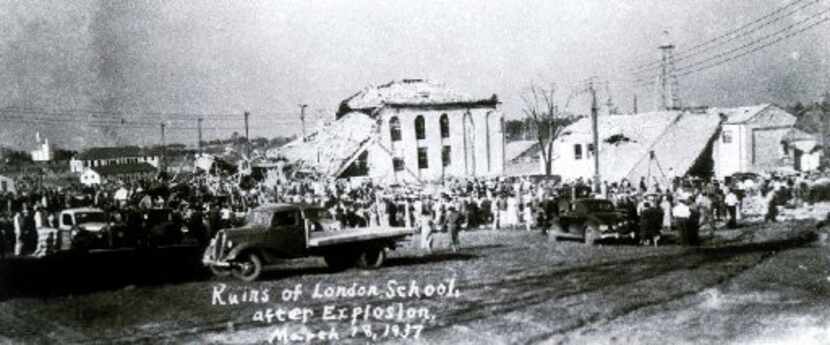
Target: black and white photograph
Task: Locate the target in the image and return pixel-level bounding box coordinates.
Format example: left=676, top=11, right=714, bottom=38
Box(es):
left=1, top=1, right=830, bottom=344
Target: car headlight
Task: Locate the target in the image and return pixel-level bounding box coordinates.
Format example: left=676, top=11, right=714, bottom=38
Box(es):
left=225, top=240, right=233, bottom=248
left=599, top=224, right=609, bottom=231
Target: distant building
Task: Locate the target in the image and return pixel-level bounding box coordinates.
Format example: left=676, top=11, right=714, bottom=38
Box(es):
left=70, top=146, right=160, bottom=173
left=781, top=128, right=822, bottom=172
left=80, top=168, right=101, bottom=186
left=80, top=163, right=157, bottom=186
left=713, top=104, right=797, bottom=177
left=0, top=175, right=16, bottom=194
left=548, top=104, right=801, bottom=184
left=275, top=79, right=505, bottom=182
left=30, top=132, right=54, bottom=162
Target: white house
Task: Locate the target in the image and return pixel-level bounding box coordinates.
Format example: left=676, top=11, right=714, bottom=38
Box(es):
left=70, top=146, right=161, bottom=173
left=80, top=168, right=101, bottom=186
left=712, top=104, right=797, bottom=178
left=274, top=79, right=505, bottom=183
left=0, top=175, right=16, bottom=194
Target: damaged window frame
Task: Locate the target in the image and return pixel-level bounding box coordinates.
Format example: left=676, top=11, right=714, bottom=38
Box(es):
left=415, top=115, right=426, bottom=140
left=574, top=144, right=583, bottom=160
left=440, top=113, right=450, bottom=139
left=417, top=147, right=429, bottom=169
left=392, top=157, right=405, bottom=172
left=389, top=116, right=402, bottom=142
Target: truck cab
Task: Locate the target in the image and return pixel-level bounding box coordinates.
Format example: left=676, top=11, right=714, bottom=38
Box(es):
left=55, top=207, right=113, bottom=250
left=203, top=203, right=412, bottom=281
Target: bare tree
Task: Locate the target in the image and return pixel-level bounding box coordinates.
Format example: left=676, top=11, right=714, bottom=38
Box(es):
left=521, top=82, right=573, bottom=176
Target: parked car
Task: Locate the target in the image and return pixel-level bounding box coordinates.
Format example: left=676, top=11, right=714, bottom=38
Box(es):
left=549, top=198, right=635, bottom=244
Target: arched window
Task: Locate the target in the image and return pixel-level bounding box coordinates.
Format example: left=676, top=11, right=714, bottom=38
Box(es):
left=415, top=115, right=426, bottom=140
left=389, top=116, right=401, bottom=142
left=440, top=113, right=450, bottom=138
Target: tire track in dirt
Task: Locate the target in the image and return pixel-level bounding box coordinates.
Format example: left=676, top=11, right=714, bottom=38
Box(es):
left=12, top=225, right=816, bottom=345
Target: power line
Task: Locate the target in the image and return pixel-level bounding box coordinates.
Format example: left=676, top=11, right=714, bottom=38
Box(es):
left=0, top=108, right=304, bottom=126
left=0, top=106, right=306, bottom=121
left=629, top=9, right=830, bottom=86
left=629, top=0, right=819, bottom=73
left=677, top=15, right=830, bottom=77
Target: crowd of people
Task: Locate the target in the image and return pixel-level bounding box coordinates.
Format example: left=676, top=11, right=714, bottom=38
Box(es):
left=0, top=158, right=818, bottom=258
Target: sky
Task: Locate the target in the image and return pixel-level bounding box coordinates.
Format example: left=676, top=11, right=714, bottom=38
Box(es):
left=0, top=0, right=828, bottom=149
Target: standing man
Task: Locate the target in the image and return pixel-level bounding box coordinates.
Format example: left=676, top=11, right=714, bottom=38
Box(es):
left=696, top=193, right=715, bottom=236
left=189, top=204, right=208, bottom=247
left=673, top=199, right=692, bottom=246
left=725, top=189, right=739, bottom=229
left=13, top=207, right=23, bottom=256
left=446, top=205, right=461, bottom=252
left=0, top=219, right=6, bottom=259
left=21, top=207, right=37, bottom=255
left=416, top=196, right=433, bottom=253
left=764, top=188, right=778, bottom=223
left=639, top=201, right=663, bottom=246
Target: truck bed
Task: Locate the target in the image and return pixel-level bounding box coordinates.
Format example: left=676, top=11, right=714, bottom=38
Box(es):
left=308, top=226, right=413, bottom=248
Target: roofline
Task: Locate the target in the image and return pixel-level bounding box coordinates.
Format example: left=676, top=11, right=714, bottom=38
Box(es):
left=722, top=104, right=777, bottom=124
left=384, top=99, right=500, bottom=110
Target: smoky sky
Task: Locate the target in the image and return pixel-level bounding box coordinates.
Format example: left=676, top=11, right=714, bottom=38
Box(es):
left=0, top=0, right=828, bottom=149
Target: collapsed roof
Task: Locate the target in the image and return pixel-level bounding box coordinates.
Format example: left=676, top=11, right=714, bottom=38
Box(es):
left=336, top=79, right=498, bottom=118
left=556, top=109, right=723, bottom=184
left=504, top=140, right=539, bottom=163
left=270, top=112, right=377, bottom=177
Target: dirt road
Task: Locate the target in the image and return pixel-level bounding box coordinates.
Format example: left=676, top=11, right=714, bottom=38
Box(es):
left=0, top=220, right=826, bottom=345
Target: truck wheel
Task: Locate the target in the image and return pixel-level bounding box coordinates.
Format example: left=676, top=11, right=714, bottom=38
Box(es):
left=232, top=253, right=263, bottom=282
left=209, top=265, right=232, bottom=278
left=357, top=248, right=386, bottom=269
left=584, top=224, right=600, bottom=245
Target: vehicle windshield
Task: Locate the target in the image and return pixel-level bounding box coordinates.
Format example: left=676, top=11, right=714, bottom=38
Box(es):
left=76, top=212, right=107, bottom=223
left=582, top=200, right=615, bottom=212
left=304, top=208, right=335, bottom=223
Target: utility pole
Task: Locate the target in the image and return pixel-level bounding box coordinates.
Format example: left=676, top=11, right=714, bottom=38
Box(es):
left=160, top=122, right=166, bottom=173
left=197, top=118, right=203, bottom=153
left=299, top=104, right=308, bottom=142
left=589, top=78, right=601, bottom=193
left=244, top=111, right=250, bottom=157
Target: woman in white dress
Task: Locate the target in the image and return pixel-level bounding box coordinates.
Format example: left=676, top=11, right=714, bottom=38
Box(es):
left=504, top=193, right=520, bottom=229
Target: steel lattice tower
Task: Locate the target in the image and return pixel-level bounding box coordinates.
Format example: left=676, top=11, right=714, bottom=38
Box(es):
left=658, top=31, right=681, bottom=110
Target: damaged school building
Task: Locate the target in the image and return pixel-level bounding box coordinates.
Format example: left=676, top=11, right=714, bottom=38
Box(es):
left=272, top=79, right=505, bottom=183
left=548, top=103, right=820, bottom=185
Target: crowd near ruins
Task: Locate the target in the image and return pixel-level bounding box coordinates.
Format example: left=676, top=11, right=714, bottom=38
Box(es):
left=0, top=79, right=829, bottom=259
